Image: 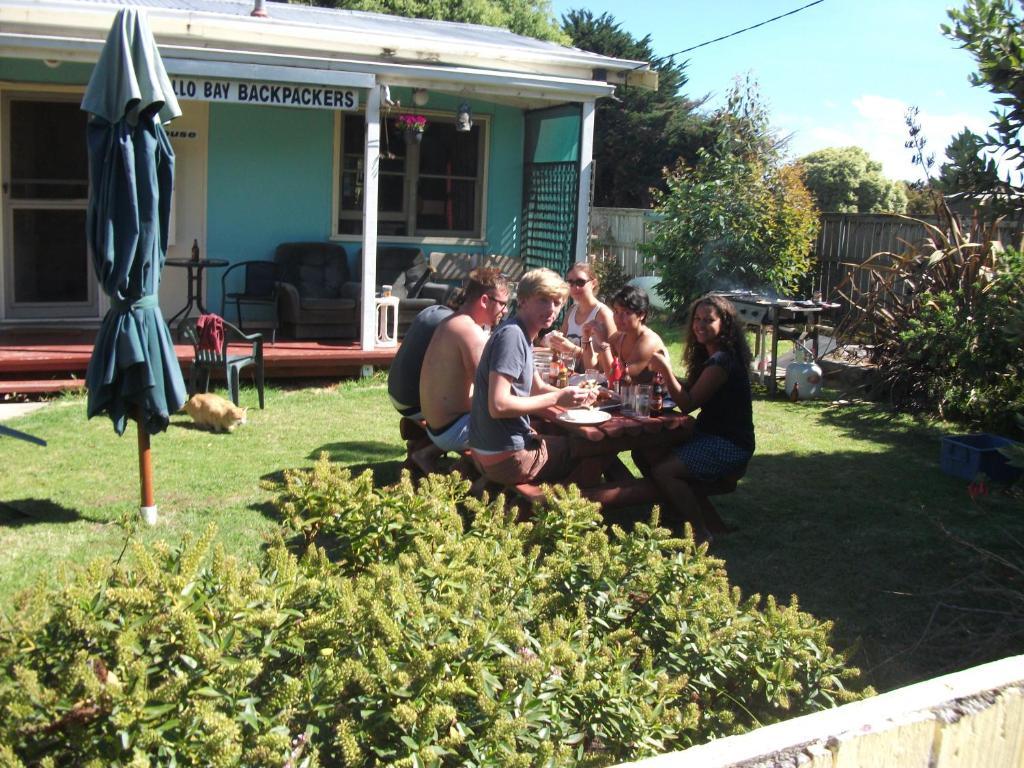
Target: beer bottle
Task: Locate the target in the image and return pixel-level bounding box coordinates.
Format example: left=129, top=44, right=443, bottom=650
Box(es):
left=620, top=366, right=634, bottom=414
left=557, top=364, right=569, bottom=389
left=191, top=238, right=200, bottom=262
left=650, top=372, right=665, bottom=417
left=550, top=350, right=562, bottom=385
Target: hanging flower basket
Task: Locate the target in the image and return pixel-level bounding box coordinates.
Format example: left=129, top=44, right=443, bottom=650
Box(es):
left=396, top=114, right=427, bottom=143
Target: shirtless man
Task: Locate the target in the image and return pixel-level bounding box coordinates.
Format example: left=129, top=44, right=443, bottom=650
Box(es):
left=419, top=267, right=510, bottom=455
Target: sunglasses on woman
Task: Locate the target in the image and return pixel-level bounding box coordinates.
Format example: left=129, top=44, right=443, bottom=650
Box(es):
left=567, top=278, right=590, bottom=288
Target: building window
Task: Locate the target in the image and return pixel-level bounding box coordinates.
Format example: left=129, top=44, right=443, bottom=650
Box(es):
left=337, top=112, right=484, bottom=238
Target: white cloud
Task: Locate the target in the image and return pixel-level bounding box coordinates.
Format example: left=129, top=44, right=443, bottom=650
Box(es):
left=784, top=93, right=996, bottom=181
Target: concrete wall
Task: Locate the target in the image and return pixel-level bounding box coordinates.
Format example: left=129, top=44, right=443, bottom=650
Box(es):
left=616, top=655, right=1024, bottom=768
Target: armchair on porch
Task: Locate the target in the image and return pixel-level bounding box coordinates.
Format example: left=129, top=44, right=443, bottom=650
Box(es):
left=180, top=315, right=265, bottom=409
left=273, top=242, right=360, bottom=340
left=221, top=260, right=279, bottom=343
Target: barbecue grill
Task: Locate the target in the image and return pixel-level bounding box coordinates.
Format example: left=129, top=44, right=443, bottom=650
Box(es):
left=711, top=291, right=837, bottom=395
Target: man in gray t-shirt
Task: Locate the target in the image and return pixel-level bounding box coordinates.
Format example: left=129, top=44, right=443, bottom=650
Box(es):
left=469, top=268, right=596, bottom=485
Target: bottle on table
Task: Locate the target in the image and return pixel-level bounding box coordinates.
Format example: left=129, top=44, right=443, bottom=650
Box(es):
left=650, top=372, right=665, bottom=417
left=556, top=364, right=569, bottom=389
left=620, top=366, right=634, bottom=414
left=549, top=351, right=562, bottom=385
left=191, top=238, right=200, bottom=262
left=608, top=356, right=623, bottom=395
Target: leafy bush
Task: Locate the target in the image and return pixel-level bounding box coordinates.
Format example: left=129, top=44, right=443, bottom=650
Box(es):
left=647, top=156, right=819, bottom=312
left=644, top=79, right=820, bottom=311
left=836, top=205, right=1024, bottom=431
left=0, top=458, right=863, bottom=766
left=589, top=252, right=632, bottom=305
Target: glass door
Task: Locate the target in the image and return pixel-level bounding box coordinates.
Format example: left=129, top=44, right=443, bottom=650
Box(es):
left=2, top=93, right=96, bottom=320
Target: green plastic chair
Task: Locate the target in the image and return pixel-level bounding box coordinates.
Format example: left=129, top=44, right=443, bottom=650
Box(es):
left=180, top=316, right=265, bottom=409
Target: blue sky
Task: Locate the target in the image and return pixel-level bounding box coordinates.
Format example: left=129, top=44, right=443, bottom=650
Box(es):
left=550, top=0, right=1001, bottom=182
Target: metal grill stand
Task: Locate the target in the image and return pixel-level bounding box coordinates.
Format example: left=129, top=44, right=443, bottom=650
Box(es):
left=712, top=292, right=836, bottom=396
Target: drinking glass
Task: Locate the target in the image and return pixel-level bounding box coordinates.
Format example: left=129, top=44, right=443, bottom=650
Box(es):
left=620, top=384, right=635, bottom=415
left=635, top=384, right=651, bottom=417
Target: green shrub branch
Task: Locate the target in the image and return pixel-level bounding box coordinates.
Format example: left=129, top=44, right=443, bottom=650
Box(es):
left=0, top=456, right=863, bottom=766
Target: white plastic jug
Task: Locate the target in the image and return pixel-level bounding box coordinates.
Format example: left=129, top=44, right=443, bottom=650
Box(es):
left=784, top=360, right=823, bottom=400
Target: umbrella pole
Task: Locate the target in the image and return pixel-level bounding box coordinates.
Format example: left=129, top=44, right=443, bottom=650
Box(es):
left=137, top=413, right=157, bottom=524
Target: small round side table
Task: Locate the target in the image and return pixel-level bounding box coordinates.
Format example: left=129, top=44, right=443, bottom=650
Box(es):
left=375, top=295, right=400, bottom=347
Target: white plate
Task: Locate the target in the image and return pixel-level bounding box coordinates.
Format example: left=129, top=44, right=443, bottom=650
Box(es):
left=558, top=409, right=611, bottom=425
left=568, top=373, right=606, bottom=387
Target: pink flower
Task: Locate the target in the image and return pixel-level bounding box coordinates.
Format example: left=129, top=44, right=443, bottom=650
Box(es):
left=396, top=114, right=428, bottom=132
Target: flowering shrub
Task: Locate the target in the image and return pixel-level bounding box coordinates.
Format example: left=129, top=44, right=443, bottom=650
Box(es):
left=396, top=114, right=428, bottom=133
left=0, top=458, right=864, bottom=766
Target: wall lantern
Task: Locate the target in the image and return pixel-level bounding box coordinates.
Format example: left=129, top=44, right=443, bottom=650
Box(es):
left=455, top=101, right=472, bottom=132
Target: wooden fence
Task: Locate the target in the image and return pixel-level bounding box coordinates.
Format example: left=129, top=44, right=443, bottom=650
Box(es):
left=589, top=207, right=660, bottom=277
left=812, top=213, right=1024, bottom=321
left=587, top=208, right=1024, bottom=309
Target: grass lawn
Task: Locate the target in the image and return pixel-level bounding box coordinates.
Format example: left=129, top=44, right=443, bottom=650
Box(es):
left=1, top=370, right=1021, bottom=695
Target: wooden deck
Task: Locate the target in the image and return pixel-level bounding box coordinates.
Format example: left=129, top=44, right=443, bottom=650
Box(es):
left=0, top=329, right=398, bottom=395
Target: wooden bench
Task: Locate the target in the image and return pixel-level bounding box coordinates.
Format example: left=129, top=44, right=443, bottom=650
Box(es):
left=469, top=472, right=657, bottom=515
left=428, top=252, right=526, bottom=284
left=399, top=416, right=431, bottom=472
left=399, top=416, right=478, bottom=480
left=492, top=473, right=743, bottom=534
left=688, top=472, right=744, bottom=535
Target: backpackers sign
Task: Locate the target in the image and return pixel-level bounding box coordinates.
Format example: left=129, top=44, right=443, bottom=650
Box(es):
left=171, top=78, right=359, bottom=111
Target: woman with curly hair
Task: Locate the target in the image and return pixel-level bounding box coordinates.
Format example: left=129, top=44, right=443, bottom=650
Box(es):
left=646, top=294, right=755, bottom=543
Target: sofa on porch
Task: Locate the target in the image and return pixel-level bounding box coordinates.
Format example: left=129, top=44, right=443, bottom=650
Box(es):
left=274, top=242, right=360, bottom=340
left=274, top=242, right=452, bottom=340
left=359, top=247, right=454, bottom=334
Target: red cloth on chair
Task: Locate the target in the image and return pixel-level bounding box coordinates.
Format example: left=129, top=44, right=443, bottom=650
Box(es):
left=196, top=313, right=224, bottom=353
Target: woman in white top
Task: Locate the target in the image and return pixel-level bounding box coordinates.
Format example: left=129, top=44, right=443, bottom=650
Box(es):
left=546, top=262, right=616, bottom=369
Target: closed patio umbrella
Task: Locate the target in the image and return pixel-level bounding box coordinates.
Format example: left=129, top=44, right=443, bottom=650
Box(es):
left=83, top=7, right=185, bottom=524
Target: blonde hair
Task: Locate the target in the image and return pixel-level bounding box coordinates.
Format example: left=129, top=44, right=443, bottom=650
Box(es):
left=517, top=268, right=568, bottom=302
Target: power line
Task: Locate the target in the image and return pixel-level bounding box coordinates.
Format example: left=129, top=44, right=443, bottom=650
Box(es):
left=649, top=0, right=826, bottom=65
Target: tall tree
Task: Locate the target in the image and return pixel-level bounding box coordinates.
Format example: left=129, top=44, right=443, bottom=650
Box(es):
left=936, top=128, right=1003, bottom=193
left=562, top=10, right=711, bottom=208
left=303, top=0, right=569, bottom=43
left=646, top=78, right=820, bottom=309
left=902, top=180, right=938, bottom=215
left=796, top=146, right=908, bottom=213
left=943, top=0, right=1024, bottom=195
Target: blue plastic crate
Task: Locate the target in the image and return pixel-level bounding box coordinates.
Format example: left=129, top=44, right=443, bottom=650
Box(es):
left=940, top=433, right=1022, bottom=484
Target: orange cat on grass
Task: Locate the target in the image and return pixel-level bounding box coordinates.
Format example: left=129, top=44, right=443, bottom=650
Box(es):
left=182, top=393, right=247, bottom=433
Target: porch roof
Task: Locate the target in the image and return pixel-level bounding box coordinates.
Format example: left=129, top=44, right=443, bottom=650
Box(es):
left=0, top=0, right=657, bottom=105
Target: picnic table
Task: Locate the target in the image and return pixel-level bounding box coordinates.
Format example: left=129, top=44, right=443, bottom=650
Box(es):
left=527, top=405, right=695, bottom=508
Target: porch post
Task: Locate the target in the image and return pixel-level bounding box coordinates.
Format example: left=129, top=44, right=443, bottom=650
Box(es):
left=359, top=81, right=381, bottom=351
left=575, top=99, right=595, bottom=263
